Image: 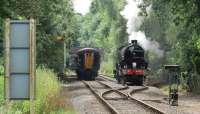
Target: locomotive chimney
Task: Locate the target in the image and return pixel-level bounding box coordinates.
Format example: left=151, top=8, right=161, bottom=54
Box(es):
left=131, top=40, right=137, bottom=44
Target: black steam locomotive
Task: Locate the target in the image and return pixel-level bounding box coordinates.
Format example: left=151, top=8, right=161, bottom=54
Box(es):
left=114, top=40, right=148, bottom=85
left=69, top=48, right=101, bottom=80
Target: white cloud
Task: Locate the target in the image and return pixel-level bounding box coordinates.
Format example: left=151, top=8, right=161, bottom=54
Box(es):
left=72, top=0, right=92, bottom=15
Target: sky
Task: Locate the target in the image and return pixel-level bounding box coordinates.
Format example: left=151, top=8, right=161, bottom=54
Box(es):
left=72, top=0, right=91, bottom=15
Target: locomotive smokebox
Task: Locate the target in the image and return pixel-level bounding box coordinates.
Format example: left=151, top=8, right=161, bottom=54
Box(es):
left=131, top=40, right=137, bottom=44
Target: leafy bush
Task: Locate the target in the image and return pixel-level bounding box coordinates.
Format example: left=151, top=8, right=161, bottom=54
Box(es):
left=188, top=73, right=200, bottom=93
left=100, top=60, right=114, bottom=77
left=0, top=68, right=75, bottom=113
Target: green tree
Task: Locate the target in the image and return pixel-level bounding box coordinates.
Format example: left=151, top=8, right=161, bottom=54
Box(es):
left=140, top=0, right=200, bottom=92
left=76, top=0, right=128, bottom=74
left=0, top=0, right=77, bottom=72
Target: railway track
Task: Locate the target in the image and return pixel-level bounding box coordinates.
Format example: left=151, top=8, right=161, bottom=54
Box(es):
left=83, top=79, right=167, bottom=114
left=99, top=75, right=165, bottom=103
left=98, top=74, right=116, bottom=82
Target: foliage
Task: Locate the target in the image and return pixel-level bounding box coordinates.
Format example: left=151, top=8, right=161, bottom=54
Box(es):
left=100, top=61, right=114, bottom=76
left=0, top=0, right=199, bottom=96
left=0, top=65, right=3, bottom=76
left=140, top=0, right=200, bottom=92
left=0, top=0, right=77, bottom=72
left=0, top=68, right=75, bottom=113
left=197, top=38, right=200, bottom=51
left=75, top=0, right=128, bottom=73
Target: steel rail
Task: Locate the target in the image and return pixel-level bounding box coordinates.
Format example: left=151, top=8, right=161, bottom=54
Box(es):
left=128, top=93, right=166, bottom=114
left=128, top=85, right=167, bottom=110
left=97, top=80, right=167, bottom=114
left=99, top=74, right=116, bottom=82
left=129, top=86, right=149, bottom=95
left=97, top=80, right=129, bottom=90
left=83, top=75, right=166, bottom=114
left=82, top=81, right=120, bottom=114
left=99, top=75, right=150, bottom=96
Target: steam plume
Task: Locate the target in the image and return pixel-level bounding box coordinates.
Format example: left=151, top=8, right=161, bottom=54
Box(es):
left=121, top=0, right=163, bottom=57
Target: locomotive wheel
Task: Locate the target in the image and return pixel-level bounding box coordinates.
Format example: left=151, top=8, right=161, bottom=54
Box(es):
left=115, top=71, right=121, bottom=84
left=121, top=77, right=126, bottom=86
left=115, top=74, right=120, bottom=84
left=137, top=76, right=144, bottom=85
left=117, top=76, right=121, bottom=84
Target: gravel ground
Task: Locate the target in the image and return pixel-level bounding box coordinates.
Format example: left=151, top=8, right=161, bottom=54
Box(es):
left=131, top=86, right=200, bottom=114
left=98, top=76, right=200, bottom=114
left=62, top=76, right=200, bottom=114
left=62, top=81, right=111, bottom=114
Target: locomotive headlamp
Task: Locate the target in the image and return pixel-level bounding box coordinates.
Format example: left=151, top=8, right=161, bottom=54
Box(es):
left=132, top=62, right=137, bottom=68
left=164, top=65, right=180, bottom=106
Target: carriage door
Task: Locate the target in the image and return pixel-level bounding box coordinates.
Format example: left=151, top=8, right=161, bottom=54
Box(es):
left=84, top=52, right=94, bottom=69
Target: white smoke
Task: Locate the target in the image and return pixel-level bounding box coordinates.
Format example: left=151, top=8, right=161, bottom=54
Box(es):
left=120, top=0, right=164, bottom=57
left=72, top=0, right=92, bottom=15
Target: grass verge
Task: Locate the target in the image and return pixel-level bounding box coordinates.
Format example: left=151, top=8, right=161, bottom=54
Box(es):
left=0, top=67, right=75, bottom=114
